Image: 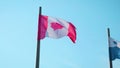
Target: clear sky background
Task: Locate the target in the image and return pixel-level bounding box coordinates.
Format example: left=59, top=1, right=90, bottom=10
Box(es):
left=0, top=0, right=120, bottom=68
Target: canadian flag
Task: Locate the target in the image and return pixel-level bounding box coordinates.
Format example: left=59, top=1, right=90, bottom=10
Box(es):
left=37, top=15, right=76, bottom=43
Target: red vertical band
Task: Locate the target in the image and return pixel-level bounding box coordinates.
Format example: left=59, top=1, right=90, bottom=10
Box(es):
left=67, top=23, right=76, bottom=43
left=37, top=15, right=48, bottom=40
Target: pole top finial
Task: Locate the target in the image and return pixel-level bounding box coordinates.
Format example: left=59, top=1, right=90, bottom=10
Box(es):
left=107, top=28, right=110, bottom=37
left=39, top=7, right=42, bottom=15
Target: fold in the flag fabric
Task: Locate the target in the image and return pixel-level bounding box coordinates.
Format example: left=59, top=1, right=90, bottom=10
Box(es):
left=109, top=37, right=120, bottom=60
left=37, top=15, right=76, bottom=43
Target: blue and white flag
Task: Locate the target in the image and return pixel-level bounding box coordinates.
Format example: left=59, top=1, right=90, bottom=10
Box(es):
left=109, top=37, right=120, bottom=60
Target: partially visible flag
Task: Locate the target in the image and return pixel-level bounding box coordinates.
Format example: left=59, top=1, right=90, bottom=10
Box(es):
left=109, top=37, right=120, bottom=60
left=37, top=15, right=76, bottom=43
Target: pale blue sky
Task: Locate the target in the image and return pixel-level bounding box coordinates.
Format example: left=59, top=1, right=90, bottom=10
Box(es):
left=0, top=0, right=120, bottom=68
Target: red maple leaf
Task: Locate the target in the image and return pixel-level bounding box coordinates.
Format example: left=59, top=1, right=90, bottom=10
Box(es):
left=51, top=22, right=63, bottom=30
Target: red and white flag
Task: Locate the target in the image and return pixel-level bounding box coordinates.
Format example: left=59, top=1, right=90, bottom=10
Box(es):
left=37, top=15, right=76, bottom=43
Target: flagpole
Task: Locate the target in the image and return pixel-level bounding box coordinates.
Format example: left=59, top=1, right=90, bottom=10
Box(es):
left=107, top=28, right=113, bottom=68
left=35, top=7, right=41, bottom=68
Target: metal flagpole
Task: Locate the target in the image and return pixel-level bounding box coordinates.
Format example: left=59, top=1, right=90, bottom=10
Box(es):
left=107, top=28, right=113, bottom=68
left=35, top=7, right=42, bottom=68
